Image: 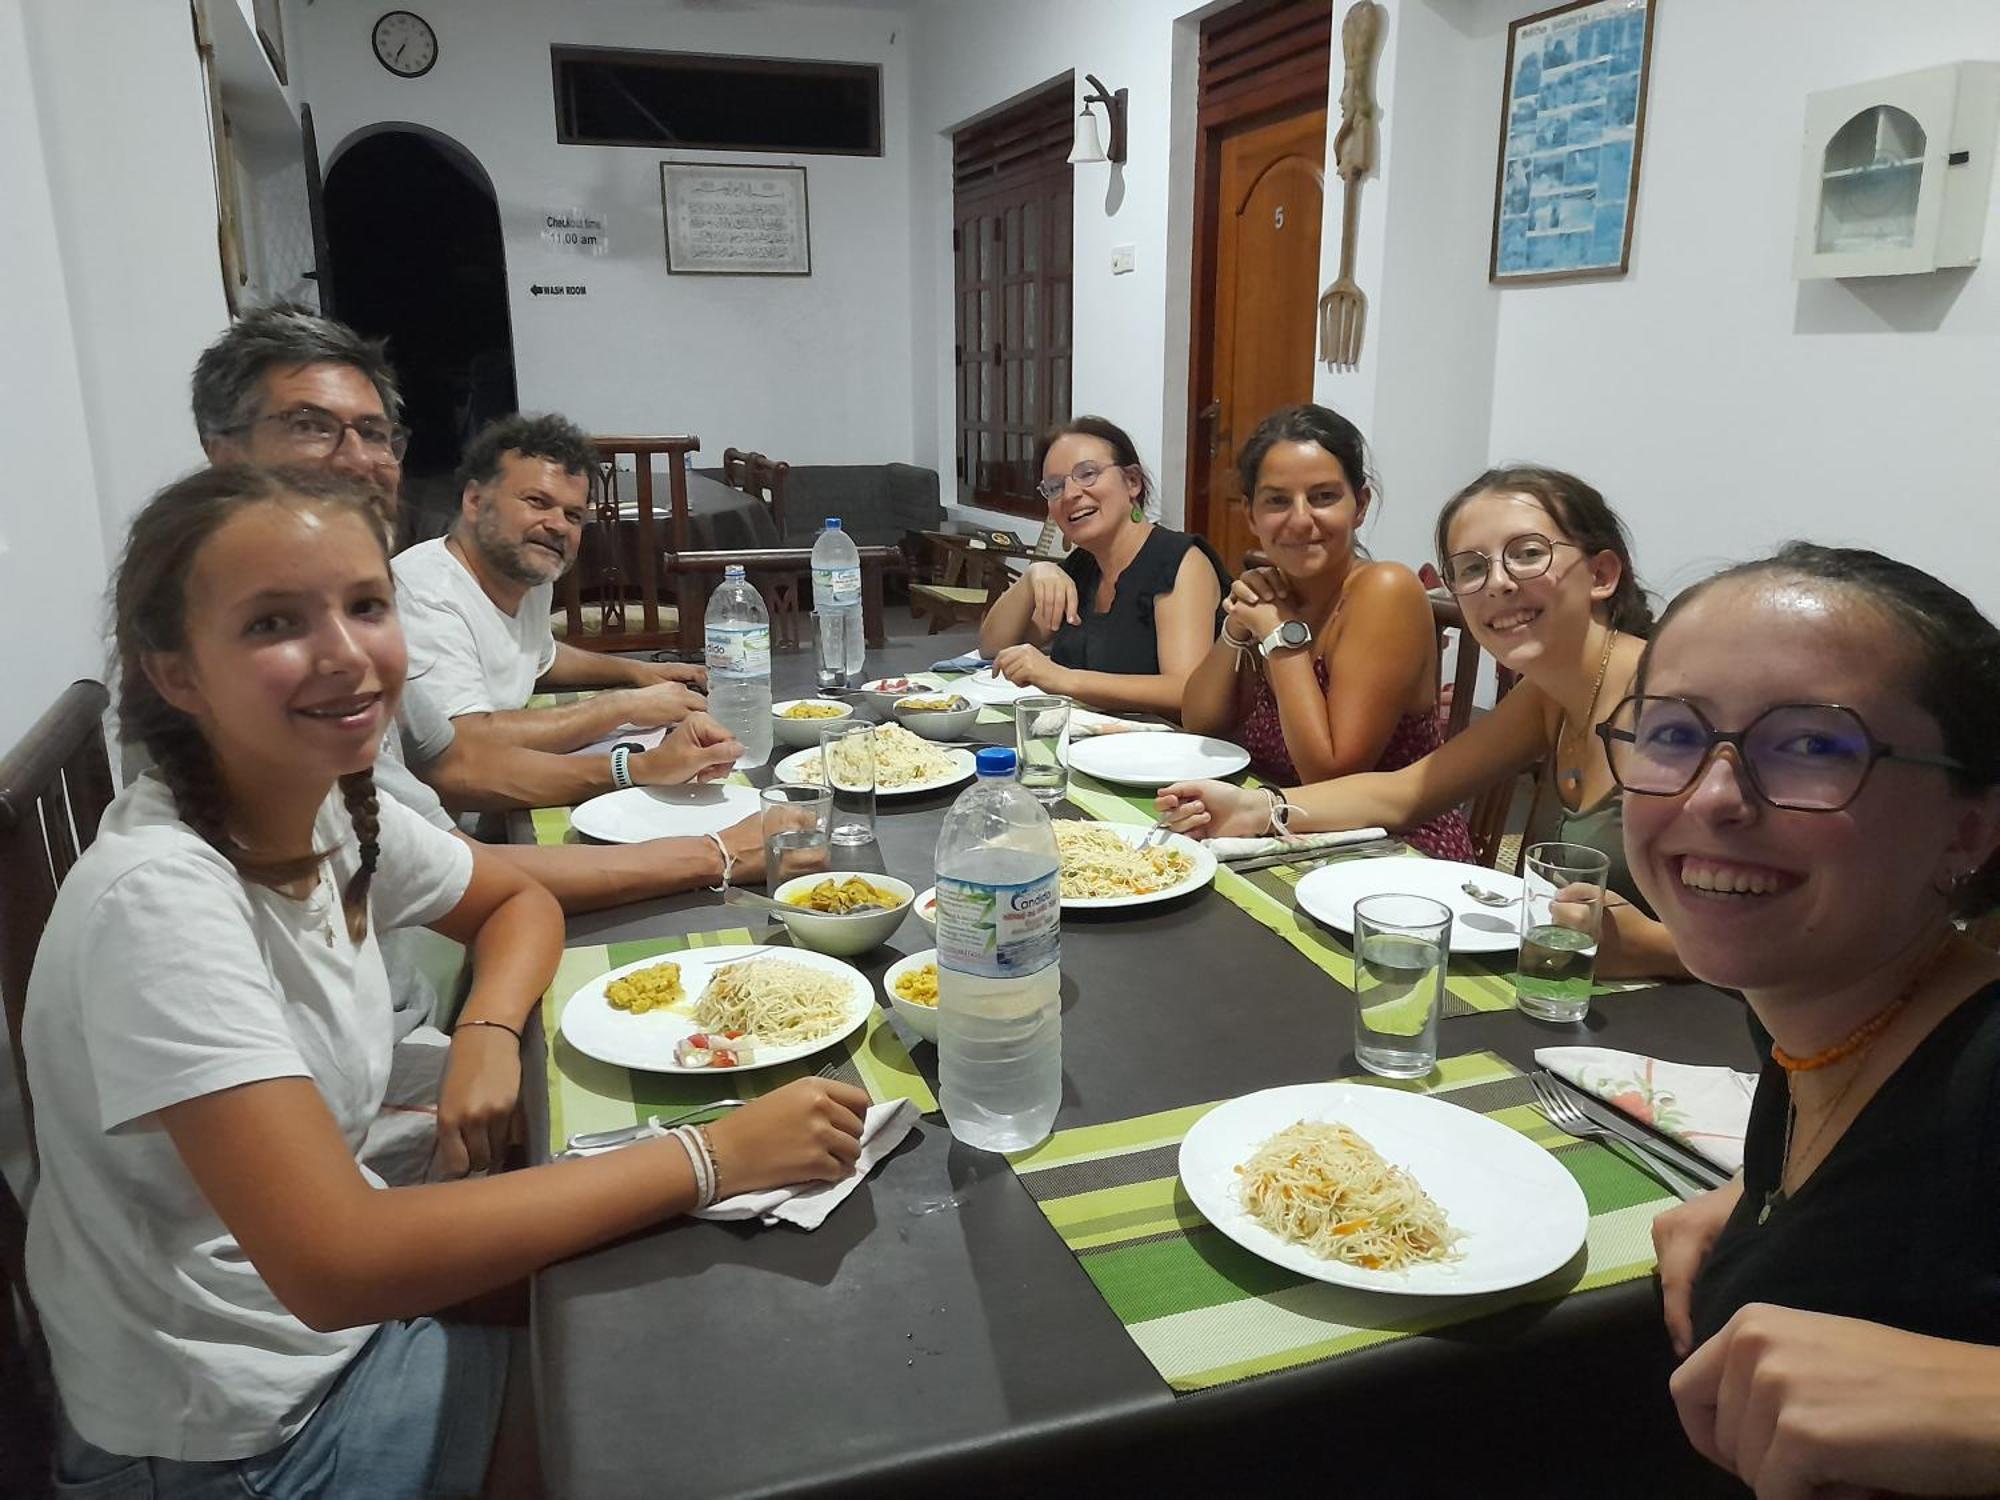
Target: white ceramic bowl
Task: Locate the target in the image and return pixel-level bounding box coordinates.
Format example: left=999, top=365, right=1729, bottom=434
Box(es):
left=891, top=693, right=977, bottom=741
left=771, top=698, right=855, bottom=749
left=857, top=675, right=937, bottom=714
left=882, top=948, right=940, bottom=1044
left=914, top=886, right=937, bottom=932
left=769, top=872, right=916, bottom=957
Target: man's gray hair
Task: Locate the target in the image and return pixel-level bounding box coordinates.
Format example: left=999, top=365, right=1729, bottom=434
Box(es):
left=190, top=302, right=403, bottom=444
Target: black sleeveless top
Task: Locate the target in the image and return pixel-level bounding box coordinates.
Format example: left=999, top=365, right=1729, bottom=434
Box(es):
left=1049, top=527, right=1230, bottom=677
left=1689, top=980, right=2000, bottom=1348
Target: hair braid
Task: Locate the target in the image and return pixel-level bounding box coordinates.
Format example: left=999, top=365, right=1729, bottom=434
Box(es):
left=338, top=770, right=380, bottom=943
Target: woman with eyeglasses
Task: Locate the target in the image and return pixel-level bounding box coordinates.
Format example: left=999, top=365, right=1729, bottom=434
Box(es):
left=1179, top=405, right=1474, bottom=860
left=978, top=416, right=1230, bottom=716
left=1614, top=544, right=2000, bottom=1496
left=1158, top=465, right=1684, bottom=977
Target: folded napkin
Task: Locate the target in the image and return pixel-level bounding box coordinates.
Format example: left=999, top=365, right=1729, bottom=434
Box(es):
left=1534, top=1046, right=1757, bottom=1173
left=931, top=651, right=991, bottom=673
left=697, top=1099, right=920, bottom=1229
left=1067, top=707, right=1173, bottom=739
left=1209, top=827, right=1391, bottom=864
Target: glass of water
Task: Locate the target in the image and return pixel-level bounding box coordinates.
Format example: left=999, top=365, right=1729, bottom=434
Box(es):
left=1515, top=841, right=1611, bottom=1023
left=811, top=609, right=848, bottom=692
left=819, top=721, right=876, bottom=846
left=1013, top=695, right=1072, bottom=804
left=760, top=783, right=831, bottom=889
left=1352, top=893, right=1451, bottom=1079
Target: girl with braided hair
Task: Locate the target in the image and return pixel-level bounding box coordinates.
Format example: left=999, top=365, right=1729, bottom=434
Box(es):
left=24, top=466, right=869, bottom=1497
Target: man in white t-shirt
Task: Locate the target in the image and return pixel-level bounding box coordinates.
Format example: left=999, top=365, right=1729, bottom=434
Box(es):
left=397, top=411, right=712, bottom=754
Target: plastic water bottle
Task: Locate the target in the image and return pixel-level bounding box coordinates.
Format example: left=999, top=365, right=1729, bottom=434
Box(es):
left=704, top=564, right=773, bottom=768
left=934, top=747, right=1062, bottom=1151
left=810, top=518, right=866, bottom=689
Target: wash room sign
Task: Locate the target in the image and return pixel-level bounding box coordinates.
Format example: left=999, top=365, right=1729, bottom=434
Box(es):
left=542, top=209, right=607, bottom=256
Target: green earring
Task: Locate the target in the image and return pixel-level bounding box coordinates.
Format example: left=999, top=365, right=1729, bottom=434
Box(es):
left=1130, top=502, right=1144, bottom=523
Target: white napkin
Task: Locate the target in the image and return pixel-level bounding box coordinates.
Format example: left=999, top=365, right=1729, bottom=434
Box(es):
left=1067, top=708, right=1174, bottom=738
left=1534, top=1046, right=1757, bottom=1173
left=695, top=1099, right=920, bottom=1229
left=1209, top=827, right=1391, bottom=863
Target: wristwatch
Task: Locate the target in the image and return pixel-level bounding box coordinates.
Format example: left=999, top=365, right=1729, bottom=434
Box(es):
left=1258, top=619, right=1312, bottom=658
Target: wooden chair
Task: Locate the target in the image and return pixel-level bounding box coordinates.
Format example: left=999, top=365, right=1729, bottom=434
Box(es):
left=558, top=436, right=700, bottom=654
left=667, top=545, right=902, bottom=651
left=1429, top=596, right=1525, bottom=869
left=720, top=449, right=804, bottom=648
left=909, top=531, right=1026, bottom=634
left=0, top=679, right=115, bottom=1492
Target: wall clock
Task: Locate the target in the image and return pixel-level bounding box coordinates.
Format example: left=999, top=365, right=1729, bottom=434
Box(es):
left=372, top=11, right=437, bottom=79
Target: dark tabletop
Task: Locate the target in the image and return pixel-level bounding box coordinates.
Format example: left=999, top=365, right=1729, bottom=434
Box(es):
left=521, top=641, right=1756, bottom=1500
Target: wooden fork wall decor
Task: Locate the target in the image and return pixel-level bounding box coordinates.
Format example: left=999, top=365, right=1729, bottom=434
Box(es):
left=1319, top=0, right=1386, bottom=371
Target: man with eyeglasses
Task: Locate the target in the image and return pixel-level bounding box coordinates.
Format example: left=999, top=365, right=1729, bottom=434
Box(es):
left=193, top=307, right=765, bottom=1178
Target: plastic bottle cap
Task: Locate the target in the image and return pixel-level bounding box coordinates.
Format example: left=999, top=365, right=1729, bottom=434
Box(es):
left=974, top=747, right=1017, bottom=778
left=724, top=564, right=745, bottom=581
left=824, top=518, right=842, bottom=530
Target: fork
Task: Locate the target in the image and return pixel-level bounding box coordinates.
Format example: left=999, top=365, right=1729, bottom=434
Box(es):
left=1318, top=175, right=1369, bottom=370
left=1528, top=1074, right=1704, bottom=1201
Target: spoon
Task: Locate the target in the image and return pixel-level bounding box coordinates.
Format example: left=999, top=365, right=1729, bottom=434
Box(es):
left=1461, top=880, right=1519, bottom=907
left=723, top=887, right=890, bottom=916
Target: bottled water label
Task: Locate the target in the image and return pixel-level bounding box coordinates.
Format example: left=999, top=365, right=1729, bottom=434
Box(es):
left=705, top=623, right=770, bottom=680
left=935, top=871, right=1060, bottom=980
left=812, top=565, right=862, bottom=607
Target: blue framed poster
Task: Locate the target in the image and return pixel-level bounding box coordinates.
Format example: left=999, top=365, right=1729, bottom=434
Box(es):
left=1490, top=0, right=1656, bottom=283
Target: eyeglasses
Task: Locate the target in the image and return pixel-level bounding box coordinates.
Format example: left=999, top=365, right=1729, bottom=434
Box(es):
left=1035, top=460, right=1126, bottom=503
left=235, top=405, right=410, bottom=462
left=1596, top=695, right=1964, bottom=812
left=1440, top=533, right=1579, bottom=594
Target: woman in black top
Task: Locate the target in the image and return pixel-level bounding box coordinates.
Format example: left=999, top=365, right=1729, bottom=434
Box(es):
left=1605, top=544, right=2000, bottom=1493
left=978, top=416, right=1228, bottom=718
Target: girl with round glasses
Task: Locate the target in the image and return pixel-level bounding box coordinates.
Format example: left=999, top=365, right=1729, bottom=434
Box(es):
left=1179, top=405, right=1473, bottom=860
left=978, top=416, right=1229, bottom=716
left=1158, top=465, right=1685, bottom=977
left=1626, top=545, right=2000, bottom=1496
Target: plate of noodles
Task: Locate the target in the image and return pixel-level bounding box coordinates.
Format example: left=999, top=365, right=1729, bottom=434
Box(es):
left=1178, top=1081, right=1588, bottom=1296
left=772, top=723, right=976, bottom=798
left=1062, top=731, right=1250, bottom=790
left=1055, top=820, right=1217, bottom=910
left=558, top=945, right=874, bottom=1074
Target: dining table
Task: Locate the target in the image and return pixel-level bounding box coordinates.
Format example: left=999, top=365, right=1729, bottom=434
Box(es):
left=515, top=640, right=1758, bottom=1499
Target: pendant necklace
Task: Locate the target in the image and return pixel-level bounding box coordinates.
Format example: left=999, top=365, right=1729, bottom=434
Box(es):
left=1758, top=937, right=1948, bottom=1224
left=1557, top=626, right=1618, bottom=793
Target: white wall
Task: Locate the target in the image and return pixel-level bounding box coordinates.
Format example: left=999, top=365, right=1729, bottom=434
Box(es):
left=1483, top=0, right=2000, bottom=617
left=292, top=0, right=918, bottom=468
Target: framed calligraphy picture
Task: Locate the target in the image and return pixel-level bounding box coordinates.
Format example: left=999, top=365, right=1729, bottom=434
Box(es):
left=661, top=162, right=812, bottom=276
left=1489, top=0, right=1656, bottom=284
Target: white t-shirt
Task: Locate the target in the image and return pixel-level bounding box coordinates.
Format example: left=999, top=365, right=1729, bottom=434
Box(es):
left=373, top=691, right=466, bottom=1036
left=23, top=773, right=473, bottom=1461
left=394, top=536, right=556, bottom=721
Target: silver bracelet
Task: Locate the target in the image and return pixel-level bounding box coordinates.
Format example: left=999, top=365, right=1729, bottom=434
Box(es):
left=610, top=743, right=635, bottom=791
left=703, top=831, right=734, bottom=891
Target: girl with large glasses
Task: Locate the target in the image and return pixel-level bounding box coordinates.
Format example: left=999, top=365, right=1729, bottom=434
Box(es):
left=978, top=416, right=1229, bottom=717
left=1158, top=465, right=1685, bottom=979
left=1178, top=405, right=1473, bottom=861
left=1625, top=545, right=2000, bottom=1496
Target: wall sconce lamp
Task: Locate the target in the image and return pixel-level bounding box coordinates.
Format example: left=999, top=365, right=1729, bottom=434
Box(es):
left=1068, top=73, right=1128, bottom=165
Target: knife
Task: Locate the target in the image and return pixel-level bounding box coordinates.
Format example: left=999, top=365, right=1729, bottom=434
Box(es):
left=1544, top=1072, right=1733, bottom=1190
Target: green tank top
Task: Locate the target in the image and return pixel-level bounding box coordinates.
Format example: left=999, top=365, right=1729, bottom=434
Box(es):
left=1555, top=788, right=1651, bottom=916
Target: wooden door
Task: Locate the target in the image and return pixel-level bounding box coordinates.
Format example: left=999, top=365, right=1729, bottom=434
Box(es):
left=1185, top=0, right=1334, bottom=574
left=1203, top=110, right=1325, bottom=570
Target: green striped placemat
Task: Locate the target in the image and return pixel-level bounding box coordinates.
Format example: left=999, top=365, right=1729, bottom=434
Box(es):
left=541, top=927, right=940, bottom=1154
left=1002, top=1051, right=1671, bottom=1393
left=1061, top=771, right=1646, bottom=1017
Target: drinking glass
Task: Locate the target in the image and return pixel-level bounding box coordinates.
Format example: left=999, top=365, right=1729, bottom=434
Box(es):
left=1352, top=893, right=1451, bottom=1079
left=1014, top=695, right=1072, bottom=804
left=811, top=609, right=848, bottom=692
left=760, top=783, right=832, bottom=889
left=819, top=721, right=877, bottom=846
left=1515, top=841, right=1612, bottom=1023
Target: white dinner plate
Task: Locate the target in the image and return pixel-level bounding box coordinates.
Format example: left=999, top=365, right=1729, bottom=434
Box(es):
left=1056, top=822, right=1217, bottom=910
left=771, top=740, right=977, bottom=798
left=1178, top=1081, right=1588, bottom=1296
left=1062, top=731, right=1251, bottom=789
left=568, top=782, right=763, bottom=844
left=1292, top=858, right=1523, bottom=955
left=952, top=668, right=1042, bottom=707
left=558, top=945, right=874, bottom=1075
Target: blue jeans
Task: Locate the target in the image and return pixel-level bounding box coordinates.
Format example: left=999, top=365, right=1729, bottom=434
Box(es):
left=53, top=1318, right=511, bottom=1499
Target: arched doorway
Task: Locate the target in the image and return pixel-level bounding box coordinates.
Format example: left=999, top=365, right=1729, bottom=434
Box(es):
left=323, top=126, right=517, bottom=536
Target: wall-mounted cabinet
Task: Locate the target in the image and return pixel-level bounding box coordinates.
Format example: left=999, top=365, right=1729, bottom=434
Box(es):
left=1794, top=63, right=2000, bottom=280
